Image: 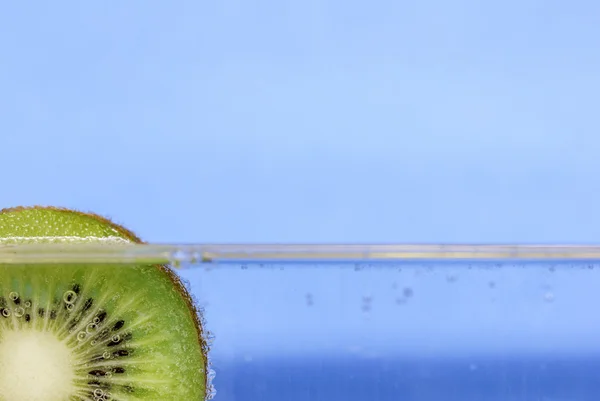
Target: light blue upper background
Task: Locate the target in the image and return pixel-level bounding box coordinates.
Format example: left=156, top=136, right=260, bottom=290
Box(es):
left=1, top=1, right=600, bottom=244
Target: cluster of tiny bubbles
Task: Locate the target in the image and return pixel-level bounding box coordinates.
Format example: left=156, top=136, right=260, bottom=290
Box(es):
left=190, top=251, right=202, bottom=264
left=189, top=289, right=209, bottom=343
left=80, top=315, right=102, bottom=343
left=204, top=331, right=215, bottom=347
left=205, top=367, right=217, bottom=400
left=172, top=248, right=213, bottom=267
left=63, top=290, right=77, bottom=304
left=179, top=276, right=193, bottom=295
left=2, top=292, right=20, bottom=318
left=192, top=295, right=211, bottom=349
left=168, top=251, right=216, bottom=400
left=201, top=323, right=217, bottom=400
left=170, top=249, right=189, bottom=268
left=206, top=385, right=217, bottom=400
left=64, top=290, right=77, bottom=311
left=92, top=388, right=112, bottom=400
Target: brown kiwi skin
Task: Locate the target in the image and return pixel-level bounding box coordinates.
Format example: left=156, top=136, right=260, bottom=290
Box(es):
left=0, top=205, right=209, bottom=393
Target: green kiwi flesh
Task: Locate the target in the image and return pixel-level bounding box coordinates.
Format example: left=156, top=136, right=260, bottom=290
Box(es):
left=0, top=207, right=208, bottom=401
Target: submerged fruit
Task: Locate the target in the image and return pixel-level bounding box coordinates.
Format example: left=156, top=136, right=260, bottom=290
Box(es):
left=0, top=206, right=208, bottom=401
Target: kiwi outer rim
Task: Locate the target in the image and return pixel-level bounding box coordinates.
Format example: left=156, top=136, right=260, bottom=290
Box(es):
left=0, top=205, right=210, bottom=395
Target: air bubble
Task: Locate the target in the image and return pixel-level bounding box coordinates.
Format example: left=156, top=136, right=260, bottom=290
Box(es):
left=105, top=371, right=113, bottom=378
left=14, top=307, right=24, bottom=318
left=77, top=332, right=87, bottom=341
left=111, top=334, right=120, bottom=342
left=205, top=331, right=216, bottom=346
left=91, top=340, right=97, bottom=346
left=207, top=385, right=217, bottom=400
left=361, top=296, right=373, bottom=312
left=544, top=291, right=555, bottom=302
left=170, top=250, right=189, bottom=268
left=305, top=293, right=314, bottom=307
left=103, top=351, right=111, bottom=359
left=2, top=309, right=10, bottom=317
left=205, top=369, right=218, bottom=400
left=86, top=323, right=98, bottom=333
left=67, top=303, right=75, bottom=311
left=8, top=292, right=18, bottom=301
left=63, top=290, right=77, bottom=305
left=171, top=249, right=187, bottom=261
left=93, top=317, right=100, bottom=324
left=191, top=251, right=201, bottom=263
left=24, top=301, right=31, bottom=308
left=94, top=389, right=104, bottom=397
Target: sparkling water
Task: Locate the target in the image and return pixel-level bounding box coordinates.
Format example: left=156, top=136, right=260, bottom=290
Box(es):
left=3, top=244, right=600, bottom=401
left=180, top=259, right=600, bottom=401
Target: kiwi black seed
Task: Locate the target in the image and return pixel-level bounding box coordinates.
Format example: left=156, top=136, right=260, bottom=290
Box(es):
left=0, top=206, right=209, bottom=401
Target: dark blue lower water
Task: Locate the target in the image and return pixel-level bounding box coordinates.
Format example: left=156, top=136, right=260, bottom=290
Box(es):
left=212, top=356, right=600, bottom=401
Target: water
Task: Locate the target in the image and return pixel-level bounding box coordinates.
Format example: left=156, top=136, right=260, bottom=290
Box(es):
left=3, top=245, right=600, bottom=400
left=179, top=260, right=600, bottom=401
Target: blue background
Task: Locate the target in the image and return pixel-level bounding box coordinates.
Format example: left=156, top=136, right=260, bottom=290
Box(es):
left=2, top=1, right=600, bottom=244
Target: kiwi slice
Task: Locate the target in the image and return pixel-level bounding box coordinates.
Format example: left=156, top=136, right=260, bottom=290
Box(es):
left=0, top=206, right=209, bottom=401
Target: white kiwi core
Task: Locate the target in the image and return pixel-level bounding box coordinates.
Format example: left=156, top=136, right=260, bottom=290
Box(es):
left=0, top=329, right=75, bottom=401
